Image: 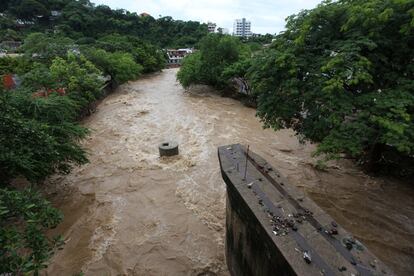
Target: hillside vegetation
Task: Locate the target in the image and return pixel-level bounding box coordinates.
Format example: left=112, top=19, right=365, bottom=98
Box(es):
left=0, top=1, right=209, bottom=274
left=0, top=0, right=208, bottom=48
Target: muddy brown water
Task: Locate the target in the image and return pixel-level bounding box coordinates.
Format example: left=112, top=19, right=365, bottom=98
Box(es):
left=44, top=69, right=414, bottom=276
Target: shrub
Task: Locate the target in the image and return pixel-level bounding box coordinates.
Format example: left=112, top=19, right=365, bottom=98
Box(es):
left=85, top=48, right=143, bottom=84
left=0, top=188, right=63, bottom=275
left=177, top=34, right=244, bottom=89
left=0, top=94, right=88, bottom=183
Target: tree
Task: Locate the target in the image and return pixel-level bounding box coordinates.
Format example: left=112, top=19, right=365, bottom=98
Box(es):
left=0, top=41, right=108, bottom=273
left=10, top=0, right=49, bottom=19
left=84, top=48, right=143, bottom=84
left=22, top=33, right=76, bottom=62
left=0, top=188, right=63, bottom=274
left=48, top=53, right=104, bottom=109
left=0, top=56, right=33, bottom=76
left=248, top=0, right=414, bottom=175
left=177, top=34, right=244, bottom=89
left=0, top=92, right=88, bottom=183
left=0, top=0, right=11, bottom=12
left=177, top=51, right=202, bottom=88
left=91, top=35, right=165, bottom=73
left=0, top=29, right=22, bottom=41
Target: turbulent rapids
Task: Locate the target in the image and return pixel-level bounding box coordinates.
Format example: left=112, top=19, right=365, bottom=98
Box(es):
left=44, top=69, right=414, bottom=276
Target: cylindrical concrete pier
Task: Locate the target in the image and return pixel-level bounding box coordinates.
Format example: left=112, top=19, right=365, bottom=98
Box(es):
left=159, top=141, right=179, bottom=157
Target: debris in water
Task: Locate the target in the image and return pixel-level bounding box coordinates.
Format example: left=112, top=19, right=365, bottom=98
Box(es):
left=330, top=228, right=338, bottom=235
left=136, top=110, right=149, bottom=116
left=343, top=237, right=355, bottom=250
left=354, top=240, right=364, bottom=251
left=303, top=251, right=312, bottom=264
left=345, top=241, right=353, bottom=250
left=338, top=266, right=347, bottom=272
left=350, top=257, right=357, bottom=266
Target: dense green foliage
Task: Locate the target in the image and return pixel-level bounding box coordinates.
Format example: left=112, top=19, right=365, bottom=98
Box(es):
left=0, top=92, right=88, bottom=184
left=83, top=34, right=165, bottom=73
left=0, top=41, right=107, bottom=274
left=177, top=34, right=254, bottom=89
left=177, top=52, right=203, bottom=88
left=0, top=0, right=208, bottom=48
left=249, top=0, right=414, bottom=174
left=22, top=33, right=76, bottom=61
left=85, top=49, right=143, bottom=84
left=178, top=0, right=414, bottom=176
left=1, top=50, right=104, bottom=185
left=0, top=56, right=32, bottom=75
left=0, top=188, right=63, bottom=274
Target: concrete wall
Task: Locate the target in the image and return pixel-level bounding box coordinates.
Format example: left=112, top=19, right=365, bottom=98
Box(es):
left=225, top=178, right=295, bottom=276
left=219, top=144, right=392, bottom=276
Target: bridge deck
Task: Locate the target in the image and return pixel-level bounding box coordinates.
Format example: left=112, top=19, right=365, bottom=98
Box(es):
left=219, top=144, right=392, bottom=276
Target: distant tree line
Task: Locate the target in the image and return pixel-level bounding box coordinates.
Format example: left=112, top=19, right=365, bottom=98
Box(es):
left=0, top=0, right=208, bottom=48
left=178, top=0, right=414, bottom=177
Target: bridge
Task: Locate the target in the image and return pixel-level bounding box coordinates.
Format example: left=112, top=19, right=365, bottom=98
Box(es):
left=219, top=144, right=392, bottom=276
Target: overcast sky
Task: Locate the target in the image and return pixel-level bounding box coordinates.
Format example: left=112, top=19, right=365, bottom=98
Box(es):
left=91, top=0, right=322, bottom=34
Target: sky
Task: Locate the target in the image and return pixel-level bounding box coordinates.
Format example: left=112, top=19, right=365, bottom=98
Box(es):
left=91, top=0, right=322, bottom=34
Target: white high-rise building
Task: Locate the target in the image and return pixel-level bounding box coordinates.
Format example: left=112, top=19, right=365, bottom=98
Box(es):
left=233, top=18, right=252, bottom=37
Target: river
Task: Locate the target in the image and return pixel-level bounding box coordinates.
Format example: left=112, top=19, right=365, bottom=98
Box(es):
left=44, top=69, right=414, bottom=276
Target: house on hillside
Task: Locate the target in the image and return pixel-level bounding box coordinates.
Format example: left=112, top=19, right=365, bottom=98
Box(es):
left=15, top=19, right=35, bottom=28
left=50, top=10, right=62, bottom=20
left=166, top=48, right=193, bottom=67
left=51, top=10, right=62, bottom=17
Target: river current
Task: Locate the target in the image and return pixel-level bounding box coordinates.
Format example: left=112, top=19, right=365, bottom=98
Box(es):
left=44, top=69, right=414, bottom=275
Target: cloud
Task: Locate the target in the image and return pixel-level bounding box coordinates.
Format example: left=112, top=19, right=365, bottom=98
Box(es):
left=92, top=0, right=322, bottom=34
